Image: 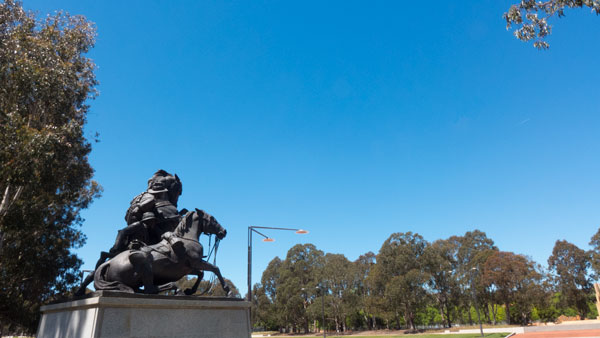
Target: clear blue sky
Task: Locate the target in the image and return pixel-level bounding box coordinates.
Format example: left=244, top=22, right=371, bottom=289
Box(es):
left=25, top=0, right=600, bottom=295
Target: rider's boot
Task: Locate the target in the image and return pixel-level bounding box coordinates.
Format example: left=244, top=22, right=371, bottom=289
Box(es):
left=162, top=231, right=185, bottom=257
left=170, top=238, right=185, bottom=256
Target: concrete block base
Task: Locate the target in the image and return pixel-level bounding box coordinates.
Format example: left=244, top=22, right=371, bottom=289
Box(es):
left=37, top=291, right=251, bottom=338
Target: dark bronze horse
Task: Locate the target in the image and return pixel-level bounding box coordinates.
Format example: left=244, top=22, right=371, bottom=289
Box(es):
left=93, top=209, right=231, bottom=295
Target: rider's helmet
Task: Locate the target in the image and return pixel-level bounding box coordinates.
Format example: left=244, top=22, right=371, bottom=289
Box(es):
left=147, top=170, right=182, bottom=206
left=147, top=170, right=169, bottom=194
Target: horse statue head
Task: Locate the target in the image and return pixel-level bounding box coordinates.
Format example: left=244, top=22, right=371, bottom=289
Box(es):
left=174, top=208, right=227, bottom=241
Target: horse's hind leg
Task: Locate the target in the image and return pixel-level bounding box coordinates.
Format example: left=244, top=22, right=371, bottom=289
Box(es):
left=75, top=272, right=94, bottom=296
left=192, top=261, right=230, bottom=296
left=129, top=251, right=157, bottom=294
left=95, top=251, right=112, bottom=269
left=75, top=250, right=114, bottom=296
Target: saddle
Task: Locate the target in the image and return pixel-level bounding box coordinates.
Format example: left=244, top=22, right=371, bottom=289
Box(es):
left=141, top=241, right=181, bottom=263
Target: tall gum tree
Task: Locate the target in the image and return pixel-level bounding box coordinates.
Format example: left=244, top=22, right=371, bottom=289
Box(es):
left=277, top=244, right=323, bottom=333
left=370, top=232, right=429, bottom=330
left=0, top=1, right=100, bottom=332
left=481, top=251, right=544, bottom=325
left=548, top=240, right=592, bottom=319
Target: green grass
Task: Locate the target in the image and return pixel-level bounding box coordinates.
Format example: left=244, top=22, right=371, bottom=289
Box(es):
left=327, top=334, right=510, bottom=338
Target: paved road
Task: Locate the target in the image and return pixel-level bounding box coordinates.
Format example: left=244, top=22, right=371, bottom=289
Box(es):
left=514, top=329, right=600, bottom=337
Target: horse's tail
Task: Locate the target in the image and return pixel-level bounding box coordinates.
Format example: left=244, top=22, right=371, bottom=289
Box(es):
left=94, top=261, right=134, bottom=293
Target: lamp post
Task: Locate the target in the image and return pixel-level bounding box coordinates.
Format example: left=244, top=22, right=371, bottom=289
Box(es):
left=469, top=267, right=484, bottom=337
left=316, top=285, right=326, bottom=338
left=247, top=226, right=308, bottom=303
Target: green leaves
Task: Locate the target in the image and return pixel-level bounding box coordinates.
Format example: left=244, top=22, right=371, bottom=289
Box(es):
left=0, top=0, right=100, bottom=332
left=504, top=0, right=600, bottom=49
left=548, top=240, right=593, bottom=318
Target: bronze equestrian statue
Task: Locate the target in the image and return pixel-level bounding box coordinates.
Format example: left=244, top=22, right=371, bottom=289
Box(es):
left=94, top=208, right=230, bottom=295
left=76, top=170, right=230, bottom=296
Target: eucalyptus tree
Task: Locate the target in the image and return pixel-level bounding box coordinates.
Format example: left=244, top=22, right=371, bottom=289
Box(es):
left=548, top=240, right=592, bottom=319
left=369, top=232, right=430, bottom=330
left=354, top=252, right=376, bottom=329
left=504, top=0, right=600, bottom=49
left=481, top=251, right=544, bottom=325
left=423, top=239, right=461, bottom=328
left=320, top=253, right=355, bottom=332
left=254, top=257, right=283, bottom=330
left=277, top=244, right=323, bottom=333
left=0, top=1, right=100, bottom=331
left=451, top=230, right=497, bottom=324
left=589, top=228, right=600, bottom=277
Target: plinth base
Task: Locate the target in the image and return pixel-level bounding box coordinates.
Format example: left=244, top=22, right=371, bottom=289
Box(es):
left=37, top=291, right=251, bottom=338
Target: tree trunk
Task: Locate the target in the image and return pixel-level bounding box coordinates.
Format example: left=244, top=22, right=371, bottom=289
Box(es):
left=407, top=312, right=415, bottom=331
left=439, top=305, right=446, bottom=327
left=0, top=184, right=23, bottom=252
left=505, top=302, right=511, bottom=325
left=467, top=301, right=473, bottom=325
left=491, top=304, right=497, bottom=325
left=445, top=305, right=452, bottom=328
left=0, top=184, right=23, bottom=218
left=483, top=303, right=490, bottom=323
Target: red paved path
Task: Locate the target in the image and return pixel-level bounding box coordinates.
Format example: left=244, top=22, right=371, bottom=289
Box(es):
left=514, top=329, right=600, bottom=337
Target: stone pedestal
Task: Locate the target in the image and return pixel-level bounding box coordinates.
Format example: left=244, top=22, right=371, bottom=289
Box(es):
left=37, top=291, right=251, bottom=338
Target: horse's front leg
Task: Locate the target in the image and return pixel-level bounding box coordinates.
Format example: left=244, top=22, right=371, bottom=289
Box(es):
left=191, top=260, right=231, bottom=296
left=177, top=270, right=205, bottom=296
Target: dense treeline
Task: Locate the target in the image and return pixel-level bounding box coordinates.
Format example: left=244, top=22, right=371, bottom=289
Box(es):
left=251, top=229, right=600, bottom=333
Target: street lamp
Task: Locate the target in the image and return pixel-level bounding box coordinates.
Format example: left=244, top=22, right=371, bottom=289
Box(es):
left=247, top=226, right=308, bottom=304
left=470, top=267, right=484, bottom=337
left=315, top=285, right=326, bottom=338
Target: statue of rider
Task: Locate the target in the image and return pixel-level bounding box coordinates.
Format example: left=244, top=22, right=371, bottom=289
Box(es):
left=109, top=170, right=186, bottom=257
left=76, top=170, right=187, bottom=296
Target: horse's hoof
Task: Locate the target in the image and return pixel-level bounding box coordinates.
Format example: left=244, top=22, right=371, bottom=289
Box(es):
left=74, top=288, right=85, bottom=297
left=144, top=285, right=159, bottom=294
left=184, top=288, right=194, bottom=296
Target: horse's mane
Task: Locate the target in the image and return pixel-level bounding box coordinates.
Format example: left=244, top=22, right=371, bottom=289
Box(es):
left=174, top=211, right=195, bottom=237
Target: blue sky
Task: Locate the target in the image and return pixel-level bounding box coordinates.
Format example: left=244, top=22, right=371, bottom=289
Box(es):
left=25, top=0, right=600, bottom=295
